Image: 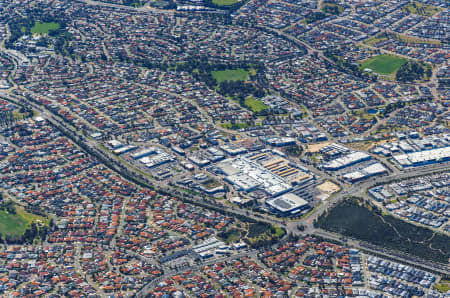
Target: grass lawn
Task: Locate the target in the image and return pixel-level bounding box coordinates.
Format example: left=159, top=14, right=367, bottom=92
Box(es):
left=364, top=35, right=388, bottom=46
left=212, top=0, right=239, bottom=5
left=0, top=206, right=48, bottom=237
left=354, top=109, right=377, bottom=120
left=12, top=110, right=29, bottom=120
left=403, top=1, right=441, bottom=16
left=361, top=54, right=407, bottom=75
left=366, top=33, right=441, bottom=46
left=274, top=226, right=285, bottom=238
left=244, top=97, right=268, bottom=113
left=220, top=122, right=250, bottom=130
left=322, top=3, right=344, bottom=14
left=211, top=68, right=249, bottom=84
left=31, top=21, right=60, bottom=34
left=219, top=228, right=242, bottom=243
left=395, top=34, right=441, bottom=45
left=436, top=280, right=450, bottom=293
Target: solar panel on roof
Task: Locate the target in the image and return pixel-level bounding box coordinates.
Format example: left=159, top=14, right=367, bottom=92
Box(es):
left=273, top=198, right=292, bottom=209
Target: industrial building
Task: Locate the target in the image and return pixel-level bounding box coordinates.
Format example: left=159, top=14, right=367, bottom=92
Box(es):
left=323, top=151, right=371, bottom=171
left=320, top=143, right=350, bottom=157
left=392, top=146, right=450, bottom=168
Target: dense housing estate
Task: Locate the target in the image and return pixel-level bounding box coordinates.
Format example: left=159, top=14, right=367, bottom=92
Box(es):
left=0, top=0, right=448, bottom=296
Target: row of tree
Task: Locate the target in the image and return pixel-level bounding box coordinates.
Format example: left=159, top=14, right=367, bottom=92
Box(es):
left=324, top=50, right=375, bottom=82
left=218, top=80, right=264, bottom=99
left=0, top=200, right=15, bottom=215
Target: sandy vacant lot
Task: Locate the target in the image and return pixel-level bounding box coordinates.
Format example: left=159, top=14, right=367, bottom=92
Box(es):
left=306, top=142, right=331, bottom=153
left=316, top=180, right=341, bottom=194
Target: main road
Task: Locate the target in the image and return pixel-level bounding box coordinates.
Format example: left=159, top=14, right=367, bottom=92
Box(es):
left=287, top=161, right=450, bottom=236
left=2, top=88, right=449, bottom=280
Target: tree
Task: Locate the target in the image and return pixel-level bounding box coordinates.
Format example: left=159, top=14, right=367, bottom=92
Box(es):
left=396, top=61, right=425, bottom=82
left=284, top=144, right=303, bottom=157
left=4, top=201, right=16, bottom=214
left=305, top=11, right=327, bottom=24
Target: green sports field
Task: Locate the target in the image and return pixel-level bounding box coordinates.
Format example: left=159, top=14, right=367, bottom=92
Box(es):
left=212, top=0, right=239, bottom=6
left=31, top=21, right=60, bottom=34
left=211, top=68, right=249, bottom=84
left=245, top=97, right=268, bottom=112
left=361, top=54, right=407, bottom=75
left=0, top=206, right=47, bottom=237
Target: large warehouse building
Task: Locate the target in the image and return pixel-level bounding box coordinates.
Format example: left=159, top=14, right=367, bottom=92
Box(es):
left=266, top=193, right=310, bottom=216
left=323, top=151, right=371, bottom=171
left=393, top=146, right=450, bottom=168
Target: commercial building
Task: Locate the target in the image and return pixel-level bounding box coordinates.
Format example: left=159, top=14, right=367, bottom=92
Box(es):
left=131, top=147, right=158, bottom=160
left=171, top=145, right=186, bottom=156
left=343, top=163, right=388, bottom=183
left=266, top=137, right=296, bottom=147
left=220, top=144, right=247, bottom=156
left=188, top=155, right=210, bottom=167
left=224, top=172, right=260, bottom=192
left=139, top=151, right=173, bottom=168
left=266, top=193, right=309, bottom=216
left=107, top=140, right=123, bottom=149
left=192, top=237, right=228, bottom=259
left=217, top=156, right=292, bottom=197
left=113, top=145, right=137, bottom=155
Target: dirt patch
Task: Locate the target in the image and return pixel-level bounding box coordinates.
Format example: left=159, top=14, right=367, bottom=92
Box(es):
left=305, top=142, right=331, bottom=153
left=316, top=180, right=340, bottom=194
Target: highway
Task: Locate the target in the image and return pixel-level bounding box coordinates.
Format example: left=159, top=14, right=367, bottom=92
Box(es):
left=1, top=18, right=449, bottom=290
left=287, top=162, right=450, bottom=236
left=314, top=229, right=450, bottom=277
left=0, top=1, right=448, bottom=296
left=2, top=89, right=449, bottom=296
